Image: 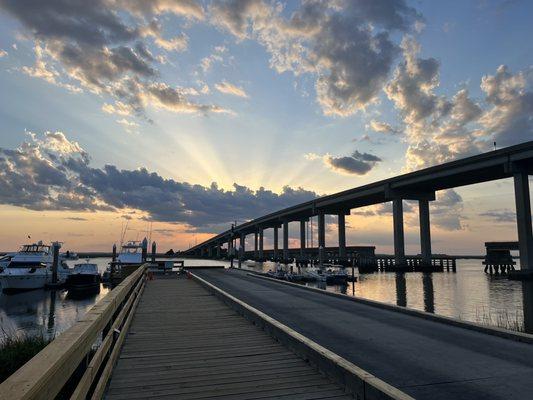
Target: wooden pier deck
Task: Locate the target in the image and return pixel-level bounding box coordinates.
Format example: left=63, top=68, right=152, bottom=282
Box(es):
left=105, top=276, right=352, bottom=400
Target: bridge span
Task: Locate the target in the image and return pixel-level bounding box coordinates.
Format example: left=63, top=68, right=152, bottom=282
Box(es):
left=184, top=141, right=533, bottom=275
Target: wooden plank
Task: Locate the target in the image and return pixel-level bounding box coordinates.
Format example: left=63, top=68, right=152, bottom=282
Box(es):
left=104, top=278, right=351, bottom=400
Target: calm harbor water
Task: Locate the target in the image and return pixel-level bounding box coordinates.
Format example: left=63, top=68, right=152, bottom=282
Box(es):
left=0, top=258, right=528, bottom=339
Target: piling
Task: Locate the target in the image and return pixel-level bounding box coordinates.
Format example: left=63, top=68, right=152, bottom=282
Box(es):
left=51, top=241, right=61, bottom=284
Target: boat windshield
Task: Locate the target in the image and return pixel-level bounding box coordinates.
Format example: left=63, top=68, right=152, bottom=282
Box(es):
left=20, top=244, right=50, bottom=253
left=8, top=261, right=46, bottom=268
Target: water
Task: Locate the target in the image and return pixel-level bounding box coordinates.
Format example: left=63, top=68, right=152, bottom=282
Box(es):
left=0, top=258, right=528, bottom=339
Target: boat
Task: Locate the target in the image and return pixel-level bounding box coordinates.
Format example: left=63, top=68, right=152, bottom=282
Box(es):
left=304, top=265, right=349, bottom=284
left=0, top=253, right=15, bottom=269
left=0, top=242, right=71, bottom=292
left=66, top=261, right=100, bottom=290
left=266, top=264, right=286, bottom=280
left=116, top=240, right=145, bottom=265
left=61, top=251, right=79, bottom=260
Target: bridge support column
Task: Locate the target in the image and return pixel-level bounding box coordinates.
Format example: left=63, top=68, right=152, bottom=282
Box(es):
left=239, top=233, right=245, bottom=261
left=318, top=212, right=325, bottom=266
left=254, top=231, right=258, bottom=260
left=273, top=226, right=279, bottom=261
left=259, top=229, right=264, bottom=260
left=419, top=199, right=432, bottom=267
left=338, top=213, right=347, bottom=261
left=208, top=247, right=213, bottom=258
left=514, top=171, right=533, bottom=271
left=283, top=220, right=289, bottom=263
left=216, top=242, right=221, bottom=259
left=300, top=220, right=306, bottom=259
left=393, top=199, right=406, bottom=268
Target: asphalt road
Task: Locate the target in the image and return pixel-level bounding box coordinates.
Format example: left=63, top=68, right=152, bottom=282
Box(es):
left=194, top=269, right=533, bottom=400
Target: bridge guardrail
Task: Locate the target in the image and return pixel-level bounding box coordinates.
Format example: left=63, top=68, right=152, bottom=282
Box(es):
left=0, top=264, right=147, bottom=400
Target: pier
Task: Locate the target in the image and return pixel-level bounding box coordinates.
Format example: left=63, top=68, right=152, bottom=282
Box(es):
left=3, top=264, right=533, bottom=400
left=184, top=141, right=533, bottom=277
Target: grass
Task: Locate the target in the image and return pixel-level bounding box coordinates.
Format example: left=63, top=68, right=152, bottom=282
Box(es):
left=0, top=330, right=52, bottom=383
left=474, top=307, right=525, bottom=332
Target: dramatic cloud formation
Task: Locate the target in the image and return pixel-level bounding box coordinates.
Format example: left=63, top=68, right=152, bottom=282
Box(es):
left=385, top=36, right=533, bottom=171
left=0, top=0, right=224, bottom=118
left=0, top=132, right=317, bottom=230
left=210, top=0, right=421, bottom=116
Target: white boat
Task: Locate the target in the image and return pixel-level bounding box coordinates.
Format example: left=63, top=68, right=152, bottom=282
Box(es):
left=305, top=266, right=327, bottom=282
left=0, top=253, right=15, bottom=269
left=66, top=261, right=100, bottom=289
left=0, top=242, right=70, bottom=292
left=61, top=251, right=79, bottom=260
left=116, top=240, right=145, bottom=265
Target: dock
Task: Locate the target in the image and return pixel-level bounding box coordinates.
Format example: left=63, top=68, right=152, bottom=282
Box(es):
left=105, top=276, right=352, bottom=400
left=3, top=265, right=533, bottom=400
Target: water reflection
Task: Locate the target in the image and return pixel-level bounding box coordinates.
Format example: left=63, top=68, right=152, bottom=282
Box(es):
left=422, top=273, right=435, bottom=314
left=1, top=257, right=531, bottom=336
left=395, top=273, right=406, bottom=307
left=236, top=258, right=528, bottom=332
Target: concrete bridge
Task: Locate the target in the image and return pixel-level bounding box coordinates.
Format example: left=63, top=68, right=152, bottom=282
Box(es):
left=184, top=141, right=533, bottom=275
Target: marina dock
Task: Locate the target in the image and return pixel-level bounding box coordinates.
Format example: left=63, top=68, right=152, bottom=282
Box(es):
left=2, top=265, right=533, bottom=400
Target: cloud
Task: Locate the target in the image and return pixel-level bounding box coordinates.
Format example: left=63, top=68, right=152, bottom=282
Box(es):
left=0, top=132, right=318, bottom=230
left=368, top=119, right=400, bottom=135
left=0, top=0, right=224, bottom=119
left=210, top=0, right=422, bottom=116
left=0, top=49, right=7, bottom=57
left=64, top=217, right=88, bottom=221
left=384, top=36, right=533, bottom=171
left=479, top=209, right=516, bottom=223
left=214, top=81, right=249, bottom=98
left=306, top=149, right=382, bottom=175
left=199, top=45, right=227, bottom=72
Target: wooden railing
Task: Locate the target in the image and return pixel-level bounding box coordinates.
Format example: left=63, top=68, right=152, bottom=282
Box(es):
left=0, top=265, right=147, bottom=400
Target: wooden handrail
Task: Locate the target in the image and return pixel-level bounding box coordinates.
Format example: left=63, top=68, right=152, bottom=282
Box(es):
left=0, top=265, right=147, bottom=400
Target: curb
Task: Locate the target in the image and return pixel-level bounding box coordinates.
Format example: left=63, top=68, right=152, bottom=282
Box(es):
left=247, top=273, right=533, bottom=344
left=189, top=271, right=414, bottom=400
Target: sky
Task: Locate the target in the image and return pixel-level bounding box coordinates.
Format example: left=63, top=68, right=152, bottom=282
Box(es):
left=0, top=0, right=532, bottom=254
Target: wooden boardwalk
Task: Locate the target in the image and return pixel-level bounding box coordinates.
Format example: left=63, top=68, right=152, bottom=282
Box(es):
left=105, top=276, right=352, bottom=400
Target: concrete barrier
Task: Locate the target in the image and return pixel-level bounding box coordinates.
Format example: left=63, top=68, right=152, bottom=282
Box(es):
left=248, top=273, right=533, bottom=344
left=190, top=272, right=413, bottom=400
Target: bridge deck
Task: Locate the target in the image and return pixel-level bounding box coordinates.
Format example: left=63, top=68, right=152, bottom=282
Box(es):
left=194, top=269, right=533, bottom=400
left=105, top=276, right=351, bottom=400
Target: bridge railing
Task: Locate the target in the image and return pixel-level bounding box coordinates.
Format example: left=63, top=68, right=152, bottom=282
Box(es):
left=0, top=264, right=147, bottom=400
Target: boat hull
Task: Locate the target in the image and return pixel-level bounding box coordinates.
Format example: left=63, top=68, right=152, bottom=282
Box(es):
left=0, top=273, right=48, bottom=292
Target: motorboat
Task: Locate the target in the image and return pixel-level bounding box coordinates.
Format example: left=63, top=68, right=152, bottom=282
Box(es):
left=305, top=265, right=348, bottom=284
left=116, top=240, right=145, bottom=265
left=61, top=251, right=79, bottom=260
left=325, top=265, right=349, bottom=284
left=0, top=242, right=71, bottom=292
left=266, top=264, right=286, bottom=280
left=0, top=253, right=15, bottom=269
left=66, top=261, right=100, bottom=290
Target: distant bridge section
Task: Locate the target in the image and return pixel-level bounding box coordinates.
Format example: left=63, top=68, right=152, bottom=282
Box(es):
left=184, top=141, right=533, bottom=275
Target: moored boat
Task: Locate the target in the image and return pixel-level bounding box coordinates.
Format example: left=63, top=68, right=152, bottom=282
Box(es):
left=66, top=261, right=100, bottom=290
left=0, top=242, right=71, bottom=292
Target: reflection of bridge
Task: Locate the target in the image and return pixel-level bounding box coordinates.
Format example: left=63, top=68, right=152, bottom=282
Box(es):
left=184, top=141, right=533, bottom=276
